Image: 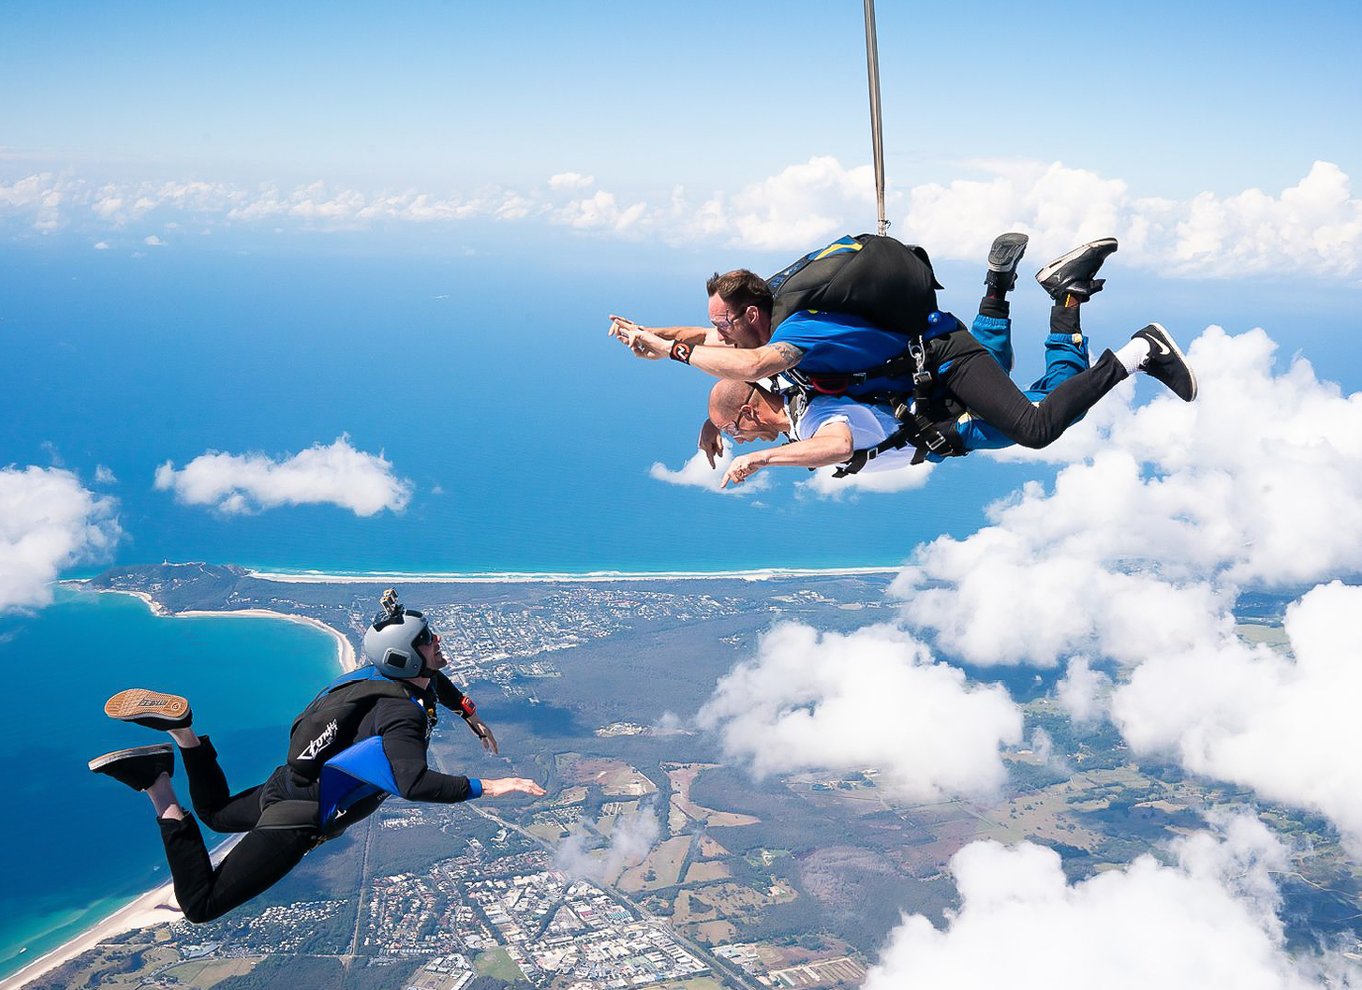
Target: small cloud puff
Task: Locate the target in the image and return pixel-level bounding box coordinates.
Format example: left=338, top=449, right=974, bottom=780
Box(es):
left=649, top=449, right=769, bottom=496
left=553, top=805, right=660, bottom=884
left=0, top=466, right=122, bottom=612
left=154, top=435, right=411, bottom=517
left=143, top=234, right=165, bottom=246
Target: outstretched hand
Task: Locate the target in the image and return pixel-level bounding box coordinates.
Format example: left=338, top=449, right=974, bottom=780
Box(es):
left=465, top=714, right=499, bottom=755
left=608, top=316, right=670, bottom=360
left=721, top=451, right=768, bottom=488
left=481, top=777, right=547, bottom=798
left=699, top=419, right=725, bottom=468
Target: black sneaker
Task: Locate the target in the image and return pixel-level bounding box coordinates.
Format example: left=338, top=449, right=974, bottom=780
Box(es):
left=1036, top=238, right=1118, bottom=301
left=1132, top=323, right=1197, bottom=401
left=984, top=232, right=1029, bottom=292
left=105, top=689, right=192, bottom=730
left=89, top=744, right=175, bottom=792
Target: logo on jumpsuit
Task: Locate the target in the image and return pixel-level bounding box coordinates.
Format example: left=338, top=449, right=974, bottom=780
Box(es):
left=298, top=719, right=339, bottom=761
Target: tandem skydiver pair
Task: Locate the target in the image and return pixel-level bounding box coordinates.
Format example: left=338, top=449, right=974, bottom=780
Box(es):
left=88, top=590, right=545, bottom=923
left=609, top=232, right=1197, bottom=485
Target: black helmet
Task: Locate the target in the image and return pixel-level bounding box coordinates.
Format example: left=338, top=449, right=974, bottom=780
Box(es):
left=362, top=589, right=434, bottom=679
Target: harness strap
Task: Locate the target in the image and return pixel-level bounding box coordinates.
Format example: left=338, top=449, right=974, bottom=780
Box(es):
left=831, top=410, right=964, bottom=477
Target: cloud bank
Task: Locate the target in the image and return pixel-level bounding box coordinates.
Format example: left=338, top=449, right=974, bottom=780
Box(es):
left=0, top=466, right=121, bottom=611
left=5, top=160, right=1359, bottom=278
left=864, top=815, right=1356, bottom=989
left=154, top=436, right=411, bottom=516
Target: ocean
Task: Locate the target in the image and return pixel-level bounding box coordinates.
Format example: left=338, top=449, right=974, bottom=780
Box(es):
left=0, top=587, right=339, bottom=979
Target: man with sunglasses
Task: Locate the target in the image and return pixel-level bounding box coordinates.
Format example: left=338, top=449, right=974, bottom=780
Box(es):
left=610, top=234, right=1196, bottom=459
left=86, top=590, right=545, bottom=923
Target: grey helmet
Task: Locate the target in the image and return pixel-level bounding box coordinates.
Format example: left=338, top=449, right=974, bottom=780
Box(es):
left=363, top=589, right=434, bottom=679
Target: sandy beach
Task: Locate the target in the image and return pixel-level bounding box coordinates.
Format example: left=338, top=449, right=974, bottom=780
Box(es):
left=0, top=836, right=242, bottom=990
left=175, top=607, right=357, bottom=672
left=248, top=565, right=900, bottom=584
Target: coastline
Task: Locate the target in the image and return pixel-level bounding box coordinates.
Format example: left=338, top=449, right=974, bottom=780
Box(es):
left=89, top=587, right=357, bottom=673
left=247, top=565, right=900, bottom=584
left=0, top=836, right=243, bottom=990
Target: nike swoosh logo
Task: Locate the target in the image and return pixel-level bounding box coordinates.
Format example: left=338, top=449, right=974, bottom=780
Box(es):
left=1147, top=335, right=1171, bottom=357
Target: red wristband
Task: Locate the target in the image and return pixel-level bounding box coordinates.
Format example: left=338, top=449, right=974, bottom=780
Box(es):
left=460, top=696, right=477, bottom=718
left=670, top=340, right=693, bottom=364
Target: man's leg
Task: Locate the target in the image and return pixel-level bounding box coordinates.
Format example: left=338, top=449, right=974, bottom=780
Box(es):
left=90, top=745, right=315, bottom=923
left=106, top=690, right=265, bottom=832
left=156, top=813, right=318, bottom=923
left=972, top=232, right=1029, bottom=373
left=956, top=308, right=1093, bottom=452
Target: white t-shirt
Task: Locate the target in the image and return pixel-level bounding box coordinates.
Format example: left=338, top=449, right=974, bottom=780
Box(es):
left=787, top=394, right=920, bottom=473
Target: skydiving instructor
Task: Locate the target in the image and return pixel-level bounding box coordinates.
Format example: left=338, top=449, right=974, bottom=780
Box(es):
left=88, top=590, right=545, bottom=922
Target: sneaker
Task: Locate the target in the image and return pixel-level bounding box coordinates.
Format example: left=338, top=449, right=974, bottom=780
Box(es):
left=1036, top=237, right=1118, bottom=301
left=1132, top=323, right=1197, bottom=401
left=984, top=232, right=1029, bottom=292
left=89, top=743, right=175, bottom=792
left=104, top=689, right=192, bottom=730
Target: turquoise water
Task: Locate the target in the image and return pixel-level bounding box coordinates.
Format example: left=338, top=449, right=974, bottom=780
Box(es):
left=0, top=587, right=340, bottom=980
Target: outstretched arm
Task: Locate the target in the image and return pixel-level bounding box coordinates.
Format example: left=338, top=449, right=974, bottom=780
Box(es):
left=608, top=315, right=708, bottom=347
left=721, top=422, right=855, bottom=487
left=612, top=325, right=803, bottom=380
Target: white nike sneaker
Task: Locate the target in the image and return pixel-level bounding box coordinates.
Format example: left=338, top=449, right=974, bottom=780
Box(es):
left=1132, top=323, right=1197, bottom=401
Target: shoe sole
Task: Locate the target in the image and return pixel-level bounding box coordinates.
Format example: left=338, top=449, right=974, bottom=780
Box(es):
left=1034, top=237, right=1119, bottom=285
left=1139, top=322, right=1198, bottom=401
left=987, top=232, right=1029, bottom=273
left=88, top=743, right=174, bottom=772
left=105, top=689, right=190, bottom=725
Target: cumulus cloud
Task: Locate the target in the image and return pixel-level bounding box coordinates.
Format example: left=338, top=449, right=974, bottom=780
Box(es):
left=143, top=234, right=164, bottom=246
left=649, top=449, right=769, bottom=496
left=553, top=806, right=661, bottom=883
left=1113, top=582, right=1362, bottom=849
left=886, top=323, right=1362, bottom=843
left=154, top=436, right=411, bottom=516
left=696, top=623, right=1023, bottom=802
left=894, top=326, right=1362, bottom=666
left=0, top=466, right=122, bottom=612
left=863, top=815, right=1354, bottom=989
left=9, top=160, right=1355, bottom=276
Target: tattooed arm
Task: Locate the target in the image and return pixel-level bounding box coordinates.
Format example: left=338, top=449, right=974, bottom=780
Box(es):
left=689, top=340, right=804, bottom=381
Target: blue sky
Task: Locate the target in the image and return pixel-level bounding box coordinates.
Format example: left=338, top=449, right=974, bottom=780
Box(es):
left=3, top=0, right=1360, bottom=246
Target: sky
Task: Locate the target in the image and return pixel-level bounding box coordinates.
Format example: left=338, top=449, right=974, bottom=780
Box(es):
left=6, top=2, right=1362, bottom=986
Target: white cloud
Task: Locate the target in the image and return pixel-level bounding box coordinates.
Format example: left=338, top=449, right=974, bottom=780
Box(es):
left=887, top=323, right=1362, bottom=843
left=93, top=240, right=109, bottom=250
left=649, top=449, right=769, bottom=496
left=10, top=160, right=1355, bottom=277
left=894, top=326, right=1362, bottom=667
left=547, top=172, right=595, bottom=190
left=143, top=234, right=164, bottom=246
left=696, top=623, right=1023, bottom=802
left=863, top=815, right=1353, bottom=990
left=93, top=465, right=118, bottom=485
left=799, top=459, right=935, bottom=497
left=153, top=435, right=411, bottom=517
left=0, top=466, right=121, bottom=612
left=1113, top=582, right=1362, bottom=850
left=1056, top=656, right=1111, bottom=725
left=553, top=805, right=661, bottom=883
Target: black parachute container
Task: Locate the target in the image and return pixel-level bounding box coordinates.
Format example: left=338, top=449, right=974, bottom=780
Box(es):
left=766, top=233, right=943, bottom=337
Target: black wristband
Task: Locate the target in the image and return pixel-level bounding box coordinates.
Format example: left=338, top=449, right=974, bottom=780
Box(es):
left=670, top=340, right=693, bottom=364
